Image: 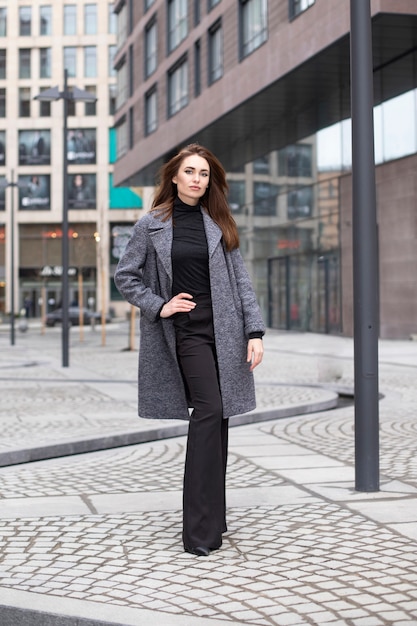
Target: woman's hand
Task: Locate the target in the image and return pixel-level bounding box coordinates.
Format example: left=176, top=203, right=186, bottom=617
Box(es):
left=160, top=293, right=196, bottom=318
left=247, top=338, right=264, bottom=371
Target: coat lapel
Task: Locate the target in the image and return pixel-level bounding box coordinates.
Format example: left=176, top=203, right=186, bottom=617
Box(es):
left=202, top=210, right=223, bottom=257
left=148, top=214, right=173, bottom=281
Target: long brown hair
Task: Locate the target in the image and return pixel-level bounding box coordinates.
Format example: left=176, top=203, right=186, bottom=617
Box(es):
left=151, top=143, right=239, bottom=251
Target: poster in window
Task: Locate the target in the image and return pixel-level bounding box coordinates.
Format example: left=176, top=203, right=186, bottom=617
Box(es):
left=19, top=175, right=51, bottom=210
left=0, top=130, right=5, bottom=166
left=19, top=130, right=51, bottom=165
left=67, top=129, right=96, bottom=164
left=68, top=173, right=96, bottom=208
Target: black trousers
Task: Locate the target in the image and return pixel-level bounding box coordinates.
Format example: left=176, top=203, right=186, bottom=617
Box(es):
left=175, top=305, right=229, bottom=551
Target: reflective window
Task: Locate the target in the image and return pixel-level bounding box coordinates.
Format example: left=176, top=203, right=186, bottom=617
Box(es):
left=116, top=60, right=128, bottom=109
left=64, top=47, right=77, bottom=77
left=64, top=5, right=77, bottom=35
left=168, top=0, right=188, bottom=53
left=145, top=88, right=157, bottom=135
left=117, top=3, right=128, bottom=46
left=240, top=0, right=267, bottom=58
left=19, top=49, right=31, bottom=79
left=208, top=0, right=221, bottom=9
left=168, top=59, right=188, bottom=116
left=289, top=0, right=315, bottom=20
left=0, top=49, right=6, bottom=79
left=208, top=21, right=223, bottom=84
left=109, top=84, right=117, bottom=115
left=84, top=86, right=97, bottom=115
left=0, top=88, right=5, bottom=117
left=40, top=48, right=52, bottom=78
left=84, top=4, right=97, bottom=35
left=84, top=46, right=97, bottom=77
left=287, top=186, right=313, bottom=220
left=109, top=45, right=117, bottom=77
left=254, top=182, right=279, bottom=216
left=0, top=8, right=6, bottom=37
left=108, top=3, right=117, bottom=34
left=381, top=90, right=416, bottom=162
left=19, top=6, right=32, bottom=36
left=40, top=6, right=52, bottom=35
left=279, top=144, right=312, bottom=177
left=39, top=89, right=51, bottom=117
left=227, top=180, right=245, bottom=214
left=19, top=87, right=31, bottom=117
left=145, top=0, right=156, bottom=9
left=145, top=19, right=157, bottom=77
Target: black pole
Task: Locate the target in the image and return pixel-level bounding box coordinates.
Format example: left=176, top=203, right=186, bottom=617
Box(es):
left=62, top=69, right=70, bottom=367
left=10, top=170, right=15, bottom=346
left=350, top=0, right=379, bottom=491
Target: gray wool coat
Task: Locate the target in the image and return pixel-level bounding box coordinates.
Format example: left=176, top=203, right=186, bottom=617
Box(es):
left=114, top=208, right=265, bottom=421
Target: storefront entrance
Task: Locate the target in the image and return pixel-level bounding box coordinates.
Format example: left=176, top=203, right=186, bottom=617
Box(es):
left=267, top=251, right=341, bottom=334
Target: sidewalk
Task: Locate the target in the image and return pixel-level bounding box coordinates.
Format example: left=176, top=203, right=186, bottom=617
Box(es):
left=0, top=321, right=416, bottom=625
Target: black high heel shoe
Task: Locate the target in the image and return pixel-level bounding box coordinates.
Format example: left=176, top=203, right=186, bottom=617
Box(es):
left=185, top=546, right=210, bottom=557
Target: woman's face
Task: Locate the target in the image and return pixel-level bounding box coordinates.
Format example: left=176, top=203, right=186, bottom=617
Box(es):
left=172, top=155, right=210, bottom=206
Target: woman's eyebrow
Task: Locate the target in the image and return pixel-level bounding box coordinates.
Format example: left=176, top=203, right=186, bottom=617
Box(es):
left=184, top=166, right=209, bottom=173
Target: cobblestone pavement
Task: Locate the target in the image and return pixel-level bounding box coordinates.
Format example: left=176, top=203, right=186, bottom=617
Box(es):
left=0, top=322, right=417, bottom=625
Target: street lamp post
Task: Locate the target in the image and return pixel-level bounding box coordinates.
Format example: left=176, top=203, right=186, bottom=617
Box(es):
left=34, top=70, right=96, bottom=367
left=1, top=170, right=24, bottom=346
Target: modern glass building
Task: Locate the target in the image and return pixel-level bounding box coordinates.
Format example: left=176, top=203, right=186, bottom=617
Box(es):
left=113, top=0, right=417, bottom=338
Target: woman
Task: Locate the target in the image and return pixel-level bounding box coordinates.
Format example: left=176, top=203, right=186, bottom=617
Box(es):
left=114, top=144, right=265, bottom=556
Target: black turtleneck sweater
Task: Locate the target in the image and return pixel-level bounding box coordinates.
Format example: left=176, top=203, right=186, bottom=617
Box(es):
left=172, top=197, right=211, bottom=307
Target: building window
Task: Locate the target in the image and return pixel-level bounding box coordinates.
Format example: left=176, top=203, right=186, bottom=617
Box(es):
left=0, top=8, right=6, bottom=37
left=64, top=47, right=77, bottom=77
left=208, top=20, right=223, bottom=84
left=289, top=0, right=315, bottom=20
left=194, top=39, right=201, bottom=97
left=19, top=87, right=31, bottom=117
left=287, top=186, right=313, bottom=219
left=145, top=0, right=156, bottom=10
left=84, top=4, right=97, bottom=35
left=129, top=106, right=134, bottom=149
left=145, top=18, right=157, bottom=78
left=278, top=144, right=312, bottom=177
left=64, top=5, right=77, bottom=35
left=109, top=44, right=117, bottom=77
left=0, top=88, right=5, bottom=117
left=254, top=182, right=279, bottom=216
left=19, top=49, right=31, bottom=79
left=194, top=0, right=200, bottom=26
left=19, top=6, right=32, bottom=36
left=240, top=0, right=267, bottom=58
left=84, top=86, right=96, bottom=115
left=117, top=3, right=128, bottom=46
left=0, top=49, right=6, bottom=79
left=116, top=58, right=128, bottom=109
left=168, top=0, right=188, bottom=53
left=129, top=44, right=134, bottom=96
left=40, top=6, right=52, bottom=35
left=39, top=89, right=51, bottom=117
left=109, top=3, right=117, bottom=34
left=145, top=88, right=157, bottom=135
left=84, top=46, right=97, bottom=77
left=116, top=119, right=128, bottom=159
left=208, top=0, right=221, bottom=10
left=168, top=57, right=188, bottom=117
left=109, top=84, right=117, bottom=115
left=40, top=48, right=52, bottom=78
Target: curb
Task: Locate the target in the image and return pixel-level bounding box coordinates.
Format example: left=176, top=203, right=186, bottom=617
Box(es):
left=0, top=391, right=338, bottom=467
